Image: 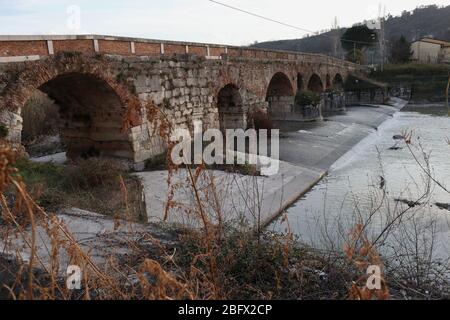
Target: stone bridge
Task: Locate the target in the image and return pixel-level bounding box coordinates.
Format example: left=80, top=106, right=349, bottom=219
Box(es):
left=0, top=35, right=363, bottom=167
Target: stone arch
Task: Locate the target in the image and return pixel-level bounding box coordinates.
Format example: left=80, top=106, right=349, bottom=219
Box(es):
left=297, top=73, right=304, bottom=92
left=266, top=72, right=295, bottom=119
left=333, top=73, right=344, bottom=90
left=217, top=84, right=245, bottom=131
left=0, top=53, right=142, bottom=161
left=307, top=73, right=324, bottom=94
left=325, top=74, right=332, bottom=90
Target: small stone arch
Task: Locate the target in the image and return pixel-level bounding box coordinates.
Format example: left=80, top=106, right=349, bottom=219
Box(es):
left=266, top=72, right=295, bottom=119
left=307, top=73, right=324, bottom=94
left=217, top=83, right=245, bottom=131
left=266, top=72, right=294, bottom=97
left=333, top=73, right=344, bottom=90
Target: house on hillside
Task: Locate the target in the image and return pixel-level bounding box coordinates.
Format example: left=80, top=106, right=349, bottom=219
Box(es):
left=411, top=38, right=450, bottom=64
left=441, top=44, right=450, bottom=64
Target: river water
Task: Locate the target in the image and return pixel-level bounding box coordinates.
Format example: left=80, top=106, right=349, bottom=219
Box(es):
left=272, top=105, right=450, bottom=259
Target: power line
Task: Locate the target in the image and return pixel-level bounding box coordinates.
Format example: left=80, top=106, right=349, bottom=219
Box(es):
left=208, top=0, right=313, bottom=34
left=207, top=0, right=376, bottom=45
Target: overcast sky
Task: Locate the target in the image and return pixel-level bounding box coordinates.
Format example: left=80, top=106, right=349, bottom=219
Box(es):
left=0, top=0, right=448, bottom=45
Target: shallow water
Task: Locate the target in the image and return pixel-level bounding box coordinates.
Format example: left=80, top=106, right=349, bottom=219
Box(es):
left=272, top=106, right=450, bottom=258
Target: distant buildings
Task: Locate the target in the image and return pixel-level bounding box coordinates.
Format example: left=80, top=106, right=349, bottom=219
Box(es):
left=411, top=38, right=450, bottom=64
left=442, top=44, right=450, bottom=64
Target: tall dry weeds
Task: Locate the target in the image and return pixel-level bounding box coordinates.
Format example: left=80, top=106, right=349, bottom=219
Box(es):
left=2, top=95, right=449, bottom=301
left=0, top=140, right=195, bottom=300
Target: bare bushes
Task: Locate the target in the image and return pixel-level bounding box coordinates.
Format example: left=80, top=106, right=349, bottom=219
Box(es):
left=14, top=157, right=146, bottom=222
left=21, top=91, right=65, bottom=157
left=152, top=165, right=355, bottom=299
left=0, top=143, right=170, bottom=299
left=63, top=158, right=128, bottom=189
left=1, top=98, right=449, bottom=300
left=0, top=142, right=394, bottom=300
left=22, top=91, right=60, bottom=142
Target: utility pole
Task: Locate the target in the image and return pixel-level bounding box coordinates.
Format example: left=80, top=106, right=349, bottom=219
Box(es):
left=380, top=18, right=384, bottom=71
left=378, top=4, right=386, bottom=71
left=332, top=17, right=339, bottom=58
left=446, top=72, right=450, bottom=117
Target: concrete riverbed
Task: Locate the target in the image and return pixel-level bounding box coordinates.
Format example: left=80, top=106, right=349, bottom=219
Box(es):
left=27, top=98, right=408, bottom=229
left=2, top=98, right=408, bottom=269
left=137, top=98, right=408, bottom=228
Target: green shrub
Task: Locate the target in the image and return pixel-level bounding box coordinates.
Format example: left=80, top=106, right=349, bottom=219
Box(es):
left=372, top=63, right=450, bottom=78
left=325, top=88, right=344, bottom=95
left=249, top=108, right=274, bottom=130
left=295, top=90, right=321, bottom=107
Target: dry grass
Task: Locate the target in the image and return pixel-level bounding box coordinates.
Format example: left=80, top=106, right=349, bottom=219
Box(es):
left=21, top=91, right=60, bottom=143
left=0, top=100, right=390, bottom=301
left=0, top=141, right=185, bottom=300
left=0, top=143, right=429, bottom=300
left=1, top=103, right=449, bottom=300
left=12, top=157, right=146, bottom=222
left=0, top=106, right=361, bottom=300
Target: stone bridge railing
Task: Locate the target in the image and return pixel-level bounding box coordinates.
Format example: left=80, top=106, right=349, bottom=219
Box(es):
left=0, top=34, right=360, bottom=70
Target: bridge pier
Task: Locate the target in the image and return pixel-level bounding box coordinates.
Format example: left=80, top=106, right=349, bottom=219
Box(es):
left=0, top=109, right=22, bottom=148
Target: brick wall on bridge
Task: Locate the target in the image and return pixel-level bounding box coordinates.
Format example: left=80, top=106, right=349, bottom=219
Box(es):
left=0, top=35, right=359, bottom=68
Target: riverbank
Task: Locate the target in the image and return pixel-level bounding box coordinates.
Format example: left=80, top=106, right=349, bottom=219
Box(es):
left=273, top=102, right=450, bottom=247
left=7, top=98, right=449, bottom=300
left=20, top=98, right=407, bottom=230
left=371, top=63, right=450, bottom=103
left=24, top=99, right=408, bottom=229
left=136, top=98, right=408, bottom=229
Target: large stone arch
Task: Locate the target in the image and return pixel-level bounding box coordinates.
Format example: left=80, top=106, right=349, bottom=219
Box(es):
left=217, top=83, right=245, bottom=131
left=265, top=72, right=295, bottom=120
left=0, top=53, right=143, bottom=161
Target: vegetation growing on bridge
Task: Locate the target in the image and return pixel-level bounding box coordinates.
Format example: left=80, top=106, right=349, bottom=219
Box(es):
left=295, top=90, right=321, bottom=107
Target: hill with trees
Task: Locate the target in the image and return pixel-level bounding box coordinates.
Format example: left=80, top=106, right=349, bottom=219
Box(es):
left=252, top=4, right=450, bottom=56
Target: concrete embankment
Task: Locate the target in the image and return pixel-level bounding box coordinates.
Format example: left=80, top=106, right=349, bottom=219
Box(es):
left=137, top=98, right=408, bottom=228
left=26, top=98, right=408, bottom=229
left=3, top=98, right=407, bottom=269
